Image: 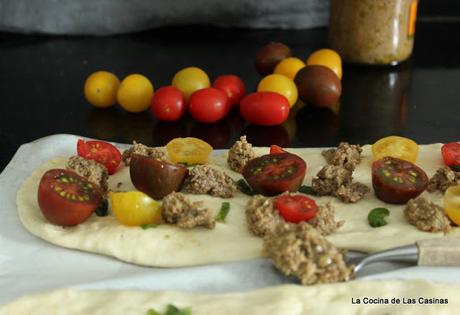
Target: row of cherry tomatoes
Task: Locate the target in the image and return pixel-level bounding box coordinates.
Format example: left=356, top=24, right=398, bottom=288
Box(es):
left=84, top=44, right=343, bottom=126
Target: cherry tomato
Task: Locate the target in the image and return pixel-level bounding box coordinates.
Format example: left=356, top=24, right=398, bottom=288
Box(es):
left=240, top=92, right=290, bottom=126
left=444, top=185, right=460, bottom=225
left=306, top=48, right=342, bottom=80
left=110, top=191, right=161, bottom=226
left=243, top=153, right=307, bottom=196
left=151, top=86, right=186, bottom=121
left=117, top=74, right=154, bottom=113
left=274, top=57, right=306, bottom=81
left=441, top=142, right=460, bottom=169
left=84, top=71, right=120, bottom=108
left=275, top=194, right=318, bottom=223
left=372, top=156, right=428, bottom=204
left=270, top=145, right=286, bottom=154
left=172, top=67, right=210, bottom=101
left=77, top=139, right=121, bottom=175
left=37, top=169, right=103, bottom=226
left=212, top=75, right=246, bottom=107
left=166, top=137, right=213, bottom=165
left=255, top=42, right=292, bottom=76
left=257, top=74, right=298, bottom=107
left=188, top=88, right=230, bottom=123
left=130, top=154, right=188, bottom=200
left=372, top=136, right=419, bottom=163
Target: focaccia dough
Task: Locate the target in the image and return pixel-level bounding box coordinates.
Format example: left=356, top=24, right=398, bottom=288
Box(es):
left=16, top=144, right=460, bottom=267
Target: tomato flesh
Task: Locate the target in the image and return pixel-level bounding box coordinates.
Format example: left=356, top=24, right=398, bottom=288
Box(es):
left=372, top=157, right=428, bottom=204
left=77, top=139, right=121, bottom=174
left=37, top=169, right=103, bottom=226
left=444, top=185, right=460, bottom=226
left=275, top=194, right=318, bottom=223
left=372, top=136, right=419, bottom=163
left=270, top=145, right=286, bottom=154
left=110, top=191, right=162, bottom=226
left=243, top=153, right=307, bottom=196
left=130, top=154, right=188, bottom=200
left=441, top=142, right=460, bottom=168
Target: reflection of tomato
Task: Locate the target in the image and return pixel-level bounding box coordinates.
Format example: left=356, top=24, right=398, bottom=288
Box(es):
left=166, top=137, right=213, bottom=165
left=172, top=67, right=210, bottom=101
left=189, top=88, right=230, bottom=123
left=87, top=107, right=121, bottom=140
left=275, top=194, right=318, bottom=223
left=77, top=139, right=121, bottom=174
left=240, top=92, right=290, bottom=126
left=119, top=111, right=154, bottom=145
left=257, top=74, right=298, bottom=107
left=243, top=124, right=290, bottom=147
left=151, top=86, right=186, bottom=121
left=152, top=121, right=187, bottom=146
left=444, top=185, right=460, bottom=225
left=38, top=169, right=103, bottom=226
left=306, top=48, right=342, bottom=80
left=243, top=153, right=307, bottom=196
left=372, top=157, right=428, bottom=204
left=110, top=191, right=162, bottom=226
left=441, top=142, right=460, bottom=168
left=372, top=136, right=419, bottom=163
left=212, top=75, right=246, bottom=107
left=190, top=121, right=231, bottom=149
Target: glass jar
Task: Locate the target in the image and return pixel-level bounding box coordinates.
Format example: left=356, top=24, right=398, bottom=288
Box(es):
left=328, top=0, right=418, bottom=65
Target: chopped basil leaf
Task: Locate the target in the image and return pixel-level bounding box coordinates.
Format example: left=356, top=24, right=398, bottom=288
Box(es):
left=147, top=304, right=192, bottom=315
left=298, top=185, right=317, bottom=195
left=450, top=165, right=460, bottom=172
left=141, top=223, right=159, bottom=230
left=368, top=208, right=390, bottom=227
left=95, top=198, right=108, bottom=217
left=236, top=179, right=255, bottom=196
left=215, top=202, right=231, bottom=222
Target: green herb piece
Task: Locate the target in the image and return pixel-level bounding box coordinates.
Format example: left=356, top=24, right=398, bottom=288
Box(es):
left=141, top=223, right=159, bottom=230
left=95, top=198, right=108, bottom=217
left=450, top=165, right=460, bottom=172
left=298, top=185, right=317, bottom=196
left=368, top=208, right=390, bottom=228
left=236, top=179, right=255, bottom=196
left=215, top=202, right=231, bottom=222
left=146, top=304, right=192, bottom=315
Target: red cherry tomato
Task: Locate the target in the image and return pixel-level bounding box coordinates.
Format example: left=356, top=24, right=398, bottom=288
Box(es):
left=441, top=142, right=460, bottom=169
left=151, top=86, right=186, bottom=121
left=275, top=194, right=318, bottom=223
left=77, top=139, right=121, bottom=175
left=189, top=87, right=230, bottom=123
left=240, top=92, right=290, bottom=126
left=37, top=169, right=103, bottom=226
left=270, top=144, right=286, bottom=154
left=212, top=75, right=246, bottom=107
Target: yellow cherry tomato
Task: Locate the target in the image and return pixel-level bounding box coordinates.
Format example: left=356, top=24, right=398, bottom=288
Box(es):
left=110, top=191, right=162, bottom=226
left=444, top=185, right=460, bottom=225
left=117, top=74, right=154, bottom=113
left=172, top=67, right=210, bottom=101
left=306, top=48, right=342, bottom=80
left=257, top=74, right=298, bottom=107
left=372, top=136, right=419, bottom=163
left=166, top=137, right=213, bottom=165
left=274, top=57, right=306, bottom=81
left=84, top=71, right=120, bottom=108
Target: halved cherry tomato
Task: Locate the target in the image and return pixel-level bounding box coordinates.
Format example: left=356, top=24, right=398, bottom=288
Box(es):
left=372, top=136, right=419, bottom=163
left=150, top=86, right=186, bottom=121
left=275, top=194, right=318, bottom=223
left=130, top=154, right=187, bottom=200
left=444, top=185, right=460, bottom=225
left=212, top=75, right=246, bottom=107
left=166, top=137, right=213, bottom=165
left=240, top=92, right=290, bottom=126
left=441, top=142, right=460, bottom=169
left=37, top=169, right=103, bottom=226
left=110, top=191, right=161, bottom=226
left=270, top=145, right=286, bottom=154
left=372, top=156, right=428, bottom=204
left=188, top=88, right=230, bottom=123
left=77, top=139, right=121, bottom=175
left=243, top=153, right=307, bottom=196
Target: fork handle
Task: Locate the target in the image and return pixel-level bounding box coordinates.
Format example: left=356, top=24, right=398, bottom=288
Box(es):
left=417, top=237, right=460, bottom=266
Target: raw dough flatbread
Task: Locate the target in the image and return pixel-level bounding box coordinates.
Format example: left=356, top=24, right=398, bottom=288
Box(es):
left=1, top=280, right=458, bottom=314
left=16, top=144, right=460, bottom=267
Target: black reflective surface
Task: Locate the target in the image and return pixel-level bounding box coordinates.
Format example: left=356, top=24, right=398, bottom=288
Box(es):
left=1, top=22, right=460, bottom=171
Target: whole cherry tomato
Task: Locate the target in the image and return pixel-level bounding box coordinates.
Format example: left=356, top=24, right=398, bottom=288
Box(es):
left=240, top=92, right=290, bottom=126
left=306, top=48, right=343, bottom=80
left=188, top=88, right=230, bottom=123
left=172, top=67, right=210, bottom=101
left=151, top=86, right=186, bottom=121
left=212, top=75, right=246, bottom=106
left=257, top=74, right=298, bottom=107
left=77, top=139, right=121, bottom=175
